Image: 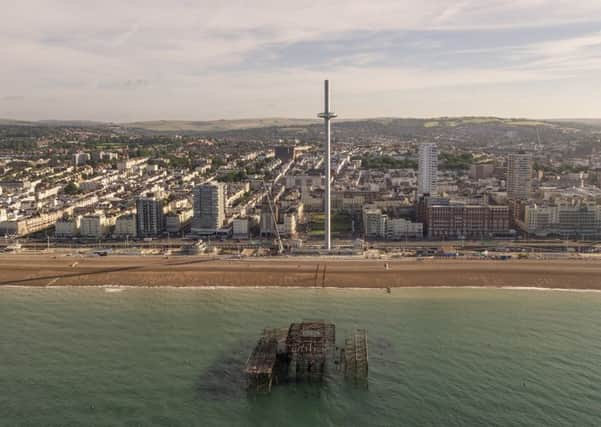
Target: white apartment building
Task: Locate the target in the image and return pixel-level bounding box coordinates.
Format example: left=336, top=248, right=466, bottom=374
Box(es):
left=73, top=152, right=91, bottom=167
left=278, top=212, right=297, bottom=237
left=363, top=207, right=423, bottom=240
left=165, top=209, right=193, bottom=233
left=80, top=214, right=108, bottom=238
left=232, top=218, right=249, bottom=239
left=417, top=143, right=438, bottom=196
left=114, top=214, right=137, bottom=237
left=524, top=203, right=601, bottom=237
left=55, top=216, right=81, bottom=237
left=363, top=208, right=387, bottom=238
left=386, top=217, right=423, bottom=240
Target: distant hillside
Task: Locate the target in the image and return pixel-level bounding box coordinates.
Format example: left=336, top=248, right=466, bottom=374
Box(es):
left=0, top=119, right=38, bottom=126
left=121, top=118, right=321, bottom=133
left=0, top=119, right=111, bottom=128
left=1, top=116, right=592, bottom=132
left=418, top=117, right=551, bottom=128
left=2, top=116, right=598, bottom=141
left=550, top=119, right=601, bottom=128
left=37, top=120, right=112, bottom=128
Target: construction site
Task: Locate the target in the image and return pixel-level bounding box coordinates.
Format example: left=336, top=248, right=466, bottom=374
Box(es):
left=244, top=321, right=368, bottom=392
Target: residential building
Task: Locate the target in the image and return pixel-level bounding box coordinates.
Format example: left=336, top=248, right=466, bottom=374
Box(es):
left=260, top=201, right=278, bottom=236
left=136, top=194, right=164, bottom=237
left=523, top=203, right=601, bottom=238
left=469, top=164, right=495, bottom=180
left=418, top=197, right=510, bottom=239
left=274, top=146, right=296, bottom=162
left=117, top=157, right=148, bottom=173
left=80, top=214, right=108, bottom=238
left=165, top=209, right=193, bottom=233
left=73, top=152, right=90, bottom=167
left=192, top=183, right=226, bottom=233
left=363, top=207, right=422, bottom=240
left=233, top=218, right=249, bottom=239
left=507, top=152, right=533, bottom=200
left=418, top=143, right=438, bottom=196
left=114, top=214, right=137, bottom=237
left=386, top=218, right=423, bottom=240
left=363, top=207, right=387, bottom=238
left=278, top=211, right=297, bottom=237
left=55, top=216, right=81, bottom=238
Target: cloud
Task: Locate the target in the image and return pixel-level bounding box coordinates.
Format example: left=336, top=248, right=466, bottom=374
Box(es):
left=97, top=79, right=151, bottom=90
left=1, top=96, right=25, bottom=102
left=2, top=1, right=601, bottom=120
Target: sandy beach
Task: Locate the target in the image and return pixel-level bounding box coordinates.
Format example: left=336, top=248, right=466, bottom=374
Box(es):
left=0, top=254, right=600, bottom=290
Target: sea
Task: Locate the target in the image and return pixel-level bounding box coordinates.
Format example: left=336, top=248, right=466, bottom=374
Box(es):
left=1, top=286, right=601, bottom=426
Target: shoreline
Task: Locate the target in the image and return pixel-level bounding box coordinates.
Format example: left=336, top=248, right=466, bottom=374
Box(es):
left=1, top=254, right=601, bottom=291
left=2, top=284, right=601, bottom=293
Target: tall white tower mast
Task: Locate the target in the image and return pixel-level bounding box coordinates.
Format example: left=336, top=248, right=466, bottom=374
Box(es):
left=318, top=80, right=337, bottom=251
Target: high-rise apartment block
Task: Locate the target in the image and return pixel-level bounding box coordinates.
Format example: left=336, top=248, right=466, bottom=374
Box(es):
left=192, top=183, right=226, bottom=232
left=136, top=194, right=164, bottom=236
left=418, top=143, right=438, bottom=196
left=506, top=152, right=533, bottom=200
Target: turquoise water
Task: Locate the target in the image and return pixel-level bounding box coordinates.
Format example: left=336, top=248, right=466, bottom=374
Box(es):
left=2, top=287, right=601, bottom=426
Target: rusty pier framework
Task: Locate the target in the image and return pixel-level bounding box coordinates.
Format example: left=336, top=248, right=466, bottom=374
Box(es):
left=340, top=329, right=369, bottom=385
left=244, top=321, right=368, bottom=392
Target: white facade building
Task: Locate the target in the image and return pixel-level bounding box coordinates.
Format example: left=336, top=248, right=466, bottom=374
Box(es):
left=524, top=204, right=601, bottom=237
left=114, top=214, right=137, bottom=237
left=278, top=212, right=297, bottom=237
left=363, top=208, right=387, bottom=238
left=232, top=218, right=249, bottom=239
left=386, top=218, right=423, bottom=240
left=55, top=216, right=81, bottom=237
left=165, top=209, right=193, bottom=233
left=418, top=143, right=438, bottom=196
left=80, top=214, right=108, bottom=238
left=363, top=207, right=423, bottom=240
left=117, top=157, right=148, bottom=173
left=73, top=152, right=91, bottom=167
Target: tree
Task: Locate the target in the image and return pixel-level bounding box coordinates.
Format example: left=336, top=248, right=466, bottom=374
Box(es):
left=63, top=181, right=80, bottom=195
left=360, top=154, right=417, bottom=170
left=439, top=152, right=473, bottom=170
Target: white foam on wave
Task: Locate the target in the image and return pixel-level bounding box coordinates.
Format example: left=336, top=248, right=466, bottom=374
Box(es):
left=499, top=286, right=601, bottom=293
left=2, top=284, right=601, bottom=294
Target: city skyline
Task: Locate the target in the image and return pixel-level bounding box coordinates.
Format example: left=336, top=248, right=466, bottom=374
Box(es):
left=4, top=2, right=601, bottom=425
left=3, top=1, right=601, bottom=121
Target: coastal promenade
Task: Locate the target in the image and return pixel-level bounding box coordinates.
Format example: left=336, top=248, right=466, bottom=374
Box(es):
left=1, top=254, right=601, bottom=290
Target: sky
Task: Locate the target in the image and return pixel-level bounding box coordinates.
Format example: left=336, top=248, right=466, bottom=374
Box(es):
left=2, top=0, right=601, bottom=122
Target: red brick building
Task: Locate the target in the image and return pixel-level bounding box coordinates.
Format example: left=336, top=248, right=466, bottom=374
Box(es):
left=418, top=197, right=510, bottom=239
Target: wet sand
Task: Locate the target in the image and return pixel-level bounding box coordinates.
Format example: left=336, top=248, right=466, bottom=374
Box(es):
left=1, top=254, right=600, bottom=290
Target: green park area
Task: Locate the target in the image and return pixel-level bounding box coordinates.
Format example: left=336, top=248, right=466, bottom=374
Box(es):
left=358, top=154, right=417, bottom=170
left=308, top=213, right=354, bottom=237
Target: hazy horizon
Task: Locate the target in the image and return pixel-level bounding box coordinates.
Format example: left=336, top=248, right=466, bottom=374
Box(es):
left=3, top=116, right=601, bottom=126
left=3, top=1, right=601, bottom=122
